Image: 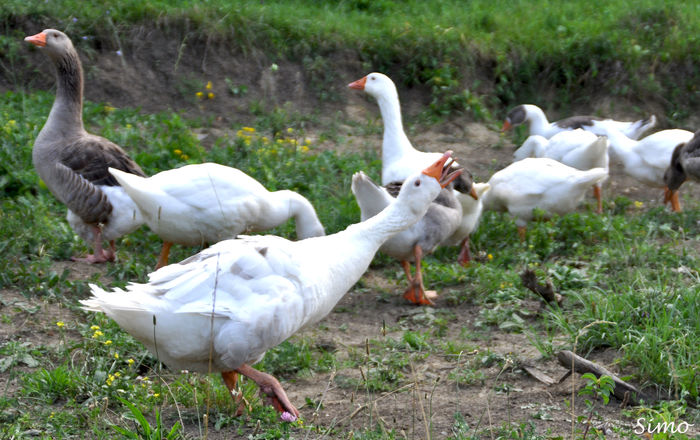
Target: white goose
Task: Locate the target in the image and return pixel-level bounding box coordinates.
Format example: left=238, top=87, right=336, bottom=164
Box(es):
left=25, top=29, right=144, bottom=263
left=513, top=130, right=609, bottom=213
left=482, top=158, right=608, bottom=239
left=601, top=128, right=694, bottom=195
left=502, top=104, right=656, bottom=140
left=109, top=163, right=325, bottom=268
left=348, top=72, right=479, bottom=265
left=351, top=159, right=463, bottom=305
left=81, top=152, right=460, bottom=419
left=664, top=130, right=700, bottom=212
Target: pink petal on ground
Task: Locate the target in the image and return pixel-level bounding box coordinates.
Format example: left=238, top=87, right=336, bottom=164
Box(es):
left=280, top=411, right=297, bottom=422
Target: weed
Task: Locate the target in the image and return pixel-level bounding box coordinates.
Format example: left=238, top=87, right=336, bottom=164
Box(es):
left=111, top=397, right=182, bottom=439
left=578, top=373, right=615, bottom=439
left=22, top=366, right=80, bottom=404
left=259, top=338, right=336, bottom=378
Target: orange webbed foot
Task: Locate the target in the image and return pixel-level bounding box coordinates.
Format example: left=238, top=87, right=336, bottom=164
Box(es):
left=403, top=284, right=435, bottom=306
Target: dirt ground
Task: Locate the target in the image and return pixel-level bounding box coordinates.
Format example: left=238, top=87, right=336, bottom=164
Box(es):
left=0, top=274, right=641, bottom=439
left=4, top=30, right=700, bottom=438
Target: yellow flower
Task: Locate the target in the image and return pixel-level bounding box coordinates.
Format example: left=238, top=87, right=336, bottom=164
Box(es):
left=242, top=126, right=255, bottom=133
left=173, top=149, right=182, bottom=156
left=104, top=105, right=115, bottom=113
left=114, top=372, right=121, bottom=377
left=181, top=154, right=189, bottom=160
left=56, top=321, right=65, bottom=328
left=207, top=92, right=215, bottom=99
left=634, top=201, right=644, bottom=208
left=125, top=123, right=132, bottom=129
left=195, top=91, right=204, bottom=99
left=286, top=127, right=294, bottom=134
left=92, top=330, right=104, bottom=338
left=262, top=137, right=269, bottom=144
left=128, top=358, right=135, bottom=365
left=205, top=81, right=212, bottom=90
left=487, top=254, right=493, bottom=261
left=304, top=138, right=311, bottom=145
left=153, top=393, right=160, bottom=398
left=114, top=353, right=120, bottom=359
left=104, top=340, right=113, bottom=346
left=91, top=325, right=100, bottom=330
left=301, top=145, right=309, bottom=153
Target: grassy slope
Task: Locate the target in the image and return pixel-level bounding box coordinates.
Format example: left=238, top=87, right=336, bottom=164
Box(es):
left=2, top=0, right=700, bottom=119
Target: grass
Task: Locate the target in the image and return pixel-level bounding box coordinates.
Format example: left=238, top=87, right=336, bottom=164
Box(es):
left=1, top=86, right=699, bottom=437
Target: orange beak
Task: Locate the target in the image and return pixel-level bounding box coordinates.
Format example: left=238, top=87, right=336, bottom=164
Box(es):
left=422, top=151, right=463, bottom=188
left=501, top=120, right=512, bottom=132
left=469, top=186, right=478, bottom=200
left=25, top=32, right=47, bottom=47
left=348, top=76, right=367, bottom=90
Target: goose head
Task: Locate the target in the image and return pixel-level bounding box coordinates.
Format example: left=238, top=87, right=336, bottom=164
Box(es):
left=25, top=29, right=75, bottom=61
left=398, top=151, right=462, bottom=216
left=502, top=104, right=541, bottom=131
left=502, top=105, right=528, bottom=131
left=348, top=72, right=398, bottom=102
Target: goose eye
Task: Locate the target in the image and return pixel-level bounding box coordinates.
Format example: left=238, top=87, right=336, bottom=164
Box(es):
left=414, top=179, right=421, bottom=187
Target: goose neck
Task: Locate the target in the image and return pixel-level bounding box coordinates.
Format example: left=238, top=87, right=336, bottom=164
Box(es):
left=47, top=48, right=85, bottom=135
left=376, top=93, right=415, bottom=159
left=526, top=106, right=550, bottom=136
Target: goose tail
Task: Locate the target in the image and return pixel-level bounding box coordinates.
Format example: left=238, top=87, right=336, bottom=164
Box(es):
left=626, top=114, right=657, bottom=139
left=351, top=172, right=392, bottom=220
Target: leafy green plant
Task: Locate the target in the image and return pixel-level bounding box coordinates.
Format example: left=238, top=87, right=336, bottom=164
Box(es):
left=22, top=366, right=81, bottom=404
left=111, top=397, right=182, bottom=440
left=259, top=338, right=336, bottom=378
left=578, top=373, right=615, bottom=439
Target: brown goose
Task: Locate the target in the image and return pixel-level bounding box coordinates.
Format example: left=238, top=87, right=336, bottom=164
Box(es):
left=664, top=130, right=700, bottom=212
left=25, top=29, right=145, bottom=263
